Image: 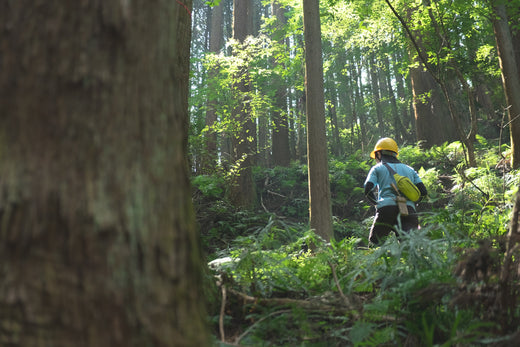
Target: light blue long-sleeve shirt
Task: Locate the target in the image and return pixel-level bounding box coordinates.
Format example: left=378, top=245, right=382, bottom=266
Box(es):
left=364, top=162, right=423, bottom=209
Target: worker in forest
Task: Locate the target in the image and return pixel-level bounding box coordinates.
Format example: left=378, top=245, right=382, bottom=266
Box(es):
left=364, top=137, right=428, bottom=245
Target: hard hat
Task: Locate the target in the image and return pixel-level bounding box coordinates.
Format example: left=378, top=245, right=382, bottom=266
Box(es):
left=370, top=137, right=399, bottom=159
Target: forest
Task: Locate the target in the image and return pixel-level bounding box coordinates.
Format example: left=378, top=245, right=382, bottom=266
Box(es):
left=189, top=0, right=520, bottom=345
left=2, top=0, right=520, bottom=346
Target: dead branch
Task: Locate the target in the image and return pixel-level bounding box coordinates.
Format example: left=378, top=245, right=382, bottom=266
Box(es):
left=227, top=288, right=357, bottom=315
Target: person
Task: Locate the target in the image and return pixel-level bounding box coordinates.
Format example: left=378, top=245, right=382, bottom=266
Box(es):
left=364, top=137, right=428, bottom=245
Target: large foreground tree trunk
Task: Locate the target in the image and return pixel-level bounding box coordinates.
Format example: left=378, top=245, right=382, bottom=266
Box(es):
left=0, top=1, right=207, bottom=346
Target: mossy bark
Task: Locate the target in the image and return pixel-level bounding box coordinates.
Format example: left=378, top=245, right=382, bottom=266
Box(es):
left=0, top=1, right=207, bottom=346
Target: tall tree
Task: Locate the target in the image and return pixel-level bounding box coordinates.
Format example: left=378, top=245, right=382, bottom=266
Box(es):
left=382, top=52, right=406, bottom=143
left=0, top=1, right=207, bottom=345
left=409, top=61, right=458, bottom=146
left=491, top=1, right=520, bottom=169
left=303, top=0, right=333, bottom=242
left=229, top=0, right=257, bottom=207
left=204, top=1, right=225, bottom=173
left=354, top=52, right=369, bottom=151
left=368, top=54, right=385, bottom=138
left=271, top=0, right=291, bottom=167
left=392, top=49, right=415, bottom=141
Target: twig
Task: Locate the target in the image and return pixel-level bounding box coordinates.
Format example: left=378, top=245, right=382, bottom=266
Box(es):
left=267, top=190, right=287, bottom=198
left=329, top=262, right=360, bottom=320
left=329, top=262, right=348, bottom=302
left=457, top=167, right=489, bottom=200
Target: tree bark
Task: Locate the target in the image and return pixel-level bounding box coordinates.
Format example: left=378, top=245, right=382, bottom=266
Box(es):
left=303, top=0, right=333, bottom=243
left=0, top=1, right=207, bottom=346
left=204, top=2, right=225, bottom=173
left=491, top=2, right=520, bottom=169
left=410, top=63, right=458, bottom=147
left=229, top=0, right=257, bottom=207
left=271, top=0, right=291, bottom=167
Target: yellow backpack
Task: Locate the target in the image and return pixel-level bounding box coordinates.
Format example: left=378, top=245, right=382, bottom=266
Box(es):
left=383, top=163, right=421, bottom=202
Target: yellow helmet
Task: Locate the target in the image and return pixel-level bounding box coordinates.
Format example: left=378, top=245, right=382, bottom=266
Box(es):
left=370, top=137, right=399, bottom=159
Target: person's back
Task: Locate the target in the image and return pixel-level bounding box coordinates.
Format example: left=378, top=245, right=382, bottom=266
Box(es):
left=364, top=138, right=427, bottom=245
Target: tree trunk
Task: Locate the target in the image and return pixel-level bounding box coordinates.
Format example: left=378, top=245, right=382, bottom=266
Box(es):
left=382, top=53, right=406, bottom=144
left=368, top=54, right=384, bottom=138
left=336, top=49, right=353, bottom=152
left=296, top=93, right=307, bottom=162
left=491, top=2, right=520, bottom=169
left=271, top=0, right=291, bottom=167
left=324, top=48, right=342, bottom=157
left=204, top=2, right=225, bottom=173
left=303, top=0, right=333, bottom=243
left=258, top=111, right=270, bottom=166
left=351, top=54, right=368, bottom=152
left=229, top=0, right=257, bottom=207
left=327, top=93, right=342, bottom=158
left=410, top=61, right=458, bottom=147
left=0, top=1, right=207, bottom=346
left=393, top=51, right=415, bottom=142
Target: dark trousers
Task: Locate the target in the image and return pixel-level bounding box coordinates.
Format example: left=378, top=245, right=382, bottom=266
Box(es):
left=369, top=205, right=418, bottom=245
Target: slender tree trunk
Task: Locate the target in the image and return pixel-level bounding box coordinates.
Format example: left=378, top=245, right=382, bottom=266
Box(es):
left=336, top=49, right=353, bottom=148
left=204, top=2, right=224, bottom=173
left=352, top=54, right=368, bottom=152
left=393, top=50, right=414, bottom=141
left=296, top=93, right=307, bottom=162
left=230, top=0, right=256, bottom=207
left=325, top=51, right=342, bottom=157
left=303, top=0, right=333, bottom=243
left=382, top=53, right=405, bottom=143
left=271, top=0, right=291, bottom=167
left=0, top=1, right=207, bottom=346
left=492, top=2, right=520, bottom=169
left=258, top=111, right=270, bottom=166
left=288, top=88, right=297, bottom=160
left=296, top=33, right=307, bottom=162
left=368, top=54, right=384, bottom=138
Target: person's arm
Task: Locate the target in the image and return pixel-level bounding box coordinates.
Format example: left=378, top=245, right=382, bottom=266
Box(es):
left=416, top=182, right=428, bottom=202
left=364, top=182, right=377, bottom=205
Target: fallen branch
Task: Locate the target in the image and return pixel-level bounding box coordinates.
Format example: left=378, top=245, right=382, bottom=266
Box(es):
left=227, top=288, right=356, bottom=315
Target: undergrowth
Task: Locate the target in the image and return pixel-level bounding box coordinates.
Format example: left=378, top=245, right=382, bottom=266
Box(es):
left=194, top=141, right=520, bottom=346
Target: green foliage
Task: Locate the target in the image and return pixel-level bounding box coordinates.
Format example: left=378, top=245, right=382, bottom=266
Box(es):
left=192, top=174, right=225, bottom=198
left=398, top=142, right=466, bottom=173
left=209, top=215, right=509, bottom=345
left=200, top=142, right=520, bottom=345
left=188, top=0, right=520, bottom=341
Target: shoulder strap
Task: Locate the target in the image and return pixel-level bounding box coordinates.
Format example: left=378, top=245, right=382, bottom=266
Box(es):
left=382, top=162, right=397, bottom=176
left=383, top=162, right=401, bottom=196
